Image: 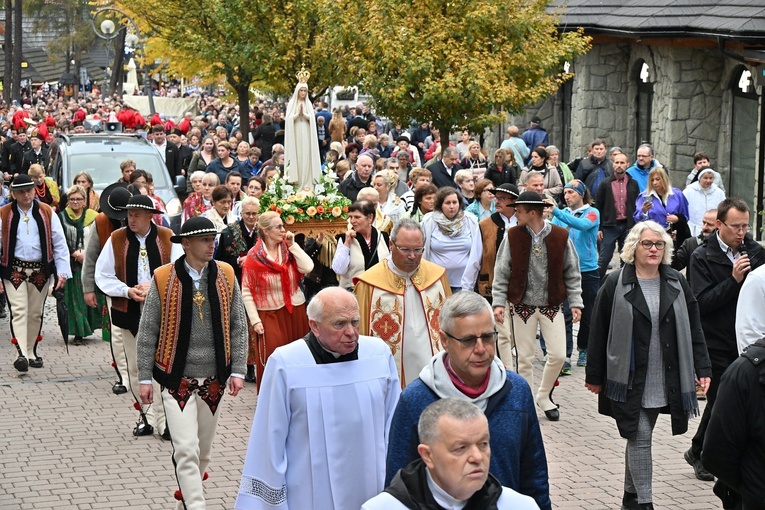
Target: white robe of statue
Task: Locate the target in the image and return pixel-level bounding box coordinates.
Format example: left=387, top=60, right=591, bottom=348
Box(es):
left=284, top=82, right=322, bottom=190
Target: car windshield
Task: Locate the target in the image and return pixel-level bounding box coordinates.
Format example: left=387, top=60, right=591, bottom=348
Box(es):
left=69, top=152, right=170, bottom=191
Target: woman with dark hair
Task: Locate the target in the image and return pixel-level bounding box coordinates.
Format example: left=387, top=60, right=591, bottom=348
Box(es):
left=247, top=176, right=266, bottom=198
left=331, top=200, right=390, bottom=291
left=253, top=113, right=276, bottom=162
left=519, top=147, right=563, bottom=199
left=203, top=185, right=236, bottom=231
left=465, top=178, right=496, bottom=221
left=586, top=221, right=711, bottom=510
left=73, top=171, right=99, bottom=211
left=188, top=135, right=217, bottom=178
left=421, top=187, right=482, bottom=293
left=403, top=183, right=437, bottom=223
left=205, top=141, right=239, bottom=183
left=345, top=142, right=360, bottom=172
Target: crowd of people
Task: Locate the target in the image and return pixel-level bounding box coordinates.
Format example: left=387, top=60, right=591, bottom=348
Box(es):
left=1, top=90, right=763, bottom=510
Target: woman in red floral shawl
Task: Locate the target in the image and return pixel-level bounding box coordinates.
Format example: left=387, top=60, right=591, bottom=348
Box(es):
left=241, top=211, right=314, bottom=387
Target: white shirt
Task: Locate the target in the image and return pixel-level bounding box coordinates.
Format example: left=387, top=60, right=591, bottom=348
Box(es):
left=94, top=227, right=183, bottom=298
left=154, top=141, right=167, bottom=163
left=736, top=263, right=765, bottom=354
left=716, top=232, right=740, bottom=264
left=0, top=203, right=72, bottom=278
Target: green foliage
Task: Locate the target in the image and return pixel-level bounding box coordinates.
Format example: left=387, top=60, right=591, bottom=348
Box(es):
left=25, top=0, right=97, bottom=66
left=338, top=0, right=591, bottom=138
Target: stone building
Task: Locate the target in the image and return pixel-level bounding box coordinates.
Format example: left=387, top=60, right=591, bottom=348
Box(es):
left=506, top=1, right=765, bottom=232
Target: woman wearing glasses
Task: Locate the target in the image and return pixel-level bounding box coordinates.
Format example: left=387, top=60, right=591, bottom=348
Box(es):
left=586, top=221, right=711, bottom=510
left=242, top=211, right=314, bottom=388
left=59, top=185, right=101, bottom=345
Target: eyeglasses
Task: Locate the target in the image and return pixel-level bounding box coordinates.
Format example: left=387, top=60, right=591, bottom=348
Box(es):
left=443, top=330, right=498, bottom=349
left=721, top=221, right=750, bottom=233
left=68, top=198, right=85, bottom=202
left=270, top=224, right=285, bottom=230
left=393, top=244, right=424, bottom=255
left=242, top=212, right=258, bottom=217
left=639, top=240, right=666, bottom=250
left=326, top=318, right=361, bottom=330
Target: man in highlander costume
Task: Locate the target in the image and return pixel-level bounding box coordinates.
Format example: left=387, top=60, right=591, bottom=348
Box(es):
left=137, top=216, right=248, bottom=510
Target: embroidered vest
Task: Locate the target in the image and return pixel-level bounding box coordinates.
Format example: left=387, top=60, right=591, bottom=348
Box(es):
left=110, top=225, right=173, bottom=334
left=95, top=213, right=116, bottom=249
left=0, top=201, right=55, bottom=280
left=152, top=259, right=236, bottom=390
left=337, top=229, right=390, bottom=290
left=505, top=224, right=569, bottom=306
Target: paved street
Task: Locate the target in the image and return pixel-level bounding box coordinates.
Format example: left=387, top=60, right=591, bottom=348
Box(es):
left=0, top=301, right=722, bottom=509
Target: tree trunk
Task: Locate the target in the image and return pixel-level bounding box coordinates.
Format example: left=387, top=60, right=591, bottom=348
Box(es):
left=11, top=0, right=22, bottom=101
left=108, top=28, right=126, bottom=97
left=228, top=69, right=251, bottom=142
left=3, top=0, right=12, bottom=104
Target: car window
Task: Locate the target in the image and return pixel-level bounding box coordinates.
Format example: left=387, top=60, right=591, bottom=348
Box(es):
left=68, top=152, right=170, bottom=191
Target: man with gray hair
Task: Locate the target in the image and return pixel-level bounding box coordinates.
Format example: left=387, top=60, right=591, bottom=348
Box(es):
left=430, top=146, right=462, bottom=188
left=384, top=291, right=551, bottom=510
left=236, top=287, right=400, bottom=510
left=363, top=399, right=540, bottom=509
left=354, top=219, right=452, bottom=386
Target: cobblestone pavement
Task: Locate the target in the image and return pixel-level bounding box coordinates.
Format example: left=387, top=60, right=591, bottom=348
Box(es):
left=0, top=301, right=722, bottom=509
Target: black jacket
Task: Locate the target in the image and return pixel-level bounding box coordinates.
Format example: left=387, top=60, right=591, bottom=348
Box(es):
left=594, top=173, right=640, bottom=228
left=670, top=235, right=701, bottom=274
left=159, top=141, right=182, bottom=177
left=485, top=162, right=518, bottom=187
left=178, top=145, right=194, bottom=174
left=338, top=171, right=372, bottom=202
left=253, top=123, right=276, bottom=162
left=9, top=140, right=31, bottom=175
left=429, top=160, right=461, bottom=189
left=20, top=146, right=50, bottom=175
left=586, top=264, right=712, bottom=440
left=385, top=459, right=504, bottom=510
left=689, top=233, right=765, bottom=368
left=702, top=339, right=765, bottom=510
left=576, top=155, right=613, bottom=193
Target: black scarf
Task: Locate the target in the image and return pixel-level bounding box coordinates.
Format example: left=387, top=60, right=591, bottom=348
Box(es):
left=339, top=228, right=382, bottom=271
left=303, top=331, right=358, bottom=364
left=385, top=458, right=503, bottom=510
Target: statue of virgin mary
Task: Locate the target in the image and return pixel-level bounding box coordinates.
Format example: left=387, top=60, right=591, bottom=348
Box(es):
left=283, top=66, right=322, bottom=190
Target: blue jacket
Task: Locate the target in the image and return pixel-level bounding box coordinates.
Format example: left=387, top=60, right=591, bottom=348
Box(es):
left=551, top=204, right=600, bottom=272
left=384, top=372, right=551, bottom=510
left=521, top=127, right=549, bottom=158
left=626, top=158, right=660, bottom=193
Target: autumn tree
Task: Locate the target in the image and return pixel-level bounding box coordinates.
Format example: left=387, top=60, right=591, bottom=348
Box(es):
left=340, top=0, right=590, bottom=141
left=124, top=0, right=348, bottom=139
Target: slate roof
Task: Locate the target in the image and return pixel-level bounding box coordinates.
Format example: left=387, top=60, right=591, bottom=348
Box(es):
left=553, top=0, right=765, bottom=41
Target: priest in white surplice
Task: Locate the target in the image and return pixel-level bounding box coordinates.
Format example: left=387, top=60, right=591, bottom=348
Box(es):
left=235, top=287, right=401, bottom=510
left=354, top=219, right=452, bottom=387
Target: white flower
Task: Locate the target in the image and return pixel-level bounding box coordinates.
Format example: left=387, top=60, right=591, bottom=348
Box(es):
left=314, top=184, right=325, bottom=195
left=283, top=184, right=295, bottom=196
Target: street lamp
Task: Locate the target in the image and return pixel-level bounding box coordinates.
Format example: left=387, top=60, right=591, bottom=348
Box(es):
left=92, top=8, right=156, bottom=115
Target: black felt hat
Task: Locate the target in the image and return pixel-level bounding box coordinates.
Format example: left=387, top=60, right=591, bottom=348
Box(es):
left=170, top=216, right=218, bottom=243
left=513, top=191, right=546, bottom=206
left=100, top=183, right=132, bottom=221
left=10, top=174, right=34, bottom=190
left=493, top=183, right=519, bottom=198
left=123, top=194, right=163, bottom=215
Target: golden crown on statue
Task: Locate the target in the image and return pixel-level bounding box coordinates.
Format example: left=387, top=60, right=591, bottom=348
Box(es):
left=296, top=64, right=310, bottom=84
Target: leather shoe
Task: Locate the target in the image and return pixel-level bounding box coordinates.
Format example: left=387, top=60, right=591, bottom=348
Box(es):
left=543, top=408, right=560, bottom=421
left=13, top=356, right=28, bottom=372
left=133, top=422, right=154, bottom=437
left=28, top=357, right=43, bottom=368
left=245, top=364, right=257, bottom=383
left=621, top=491, right=638, bottom=510
left=112, top=383, right=128, bottom=395
left=684, top=448, right=714, bottom=481
left=161, top=427, right=172, bottom=441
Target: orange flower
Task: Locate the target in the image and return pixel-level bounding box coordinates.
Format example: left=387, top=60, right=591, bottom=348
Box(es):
left=276, top=208, right=282, bottom=214
left=297, top=208, right=304, bottom=214
left=269, top=204, right=276, bottom=211
left=342, top=206, right=349, bottom=213
left=316, top=205, right=325, bottom=214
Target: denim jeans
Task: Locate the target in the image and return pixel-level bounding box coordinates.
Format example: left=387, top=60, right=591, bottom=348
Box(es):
left=578, top=270, right=601, bottom=351
left=599, top=221, right=630, bottom=279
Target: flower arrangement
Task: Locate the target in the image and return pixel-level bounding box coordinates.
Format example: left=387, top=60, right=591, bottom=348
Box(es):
left=258, top=171, right=351, bottom=225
